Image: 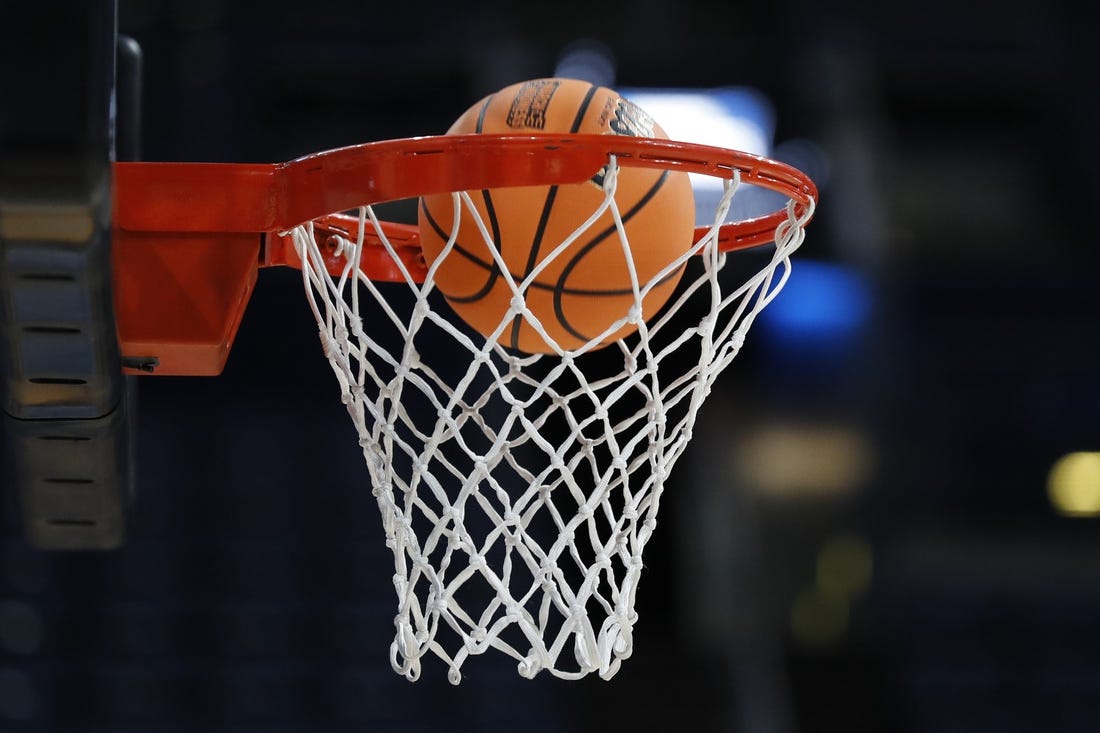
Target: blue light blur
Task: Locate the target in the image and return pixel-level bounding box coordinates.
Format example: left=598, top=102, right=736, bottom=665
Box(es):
left=757, top=260, right=871, bottom=349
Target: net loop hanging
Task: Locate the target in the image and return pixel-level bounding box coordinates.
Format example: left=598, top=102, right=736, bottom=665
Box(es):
left=288, top=153, right=814, bottom=683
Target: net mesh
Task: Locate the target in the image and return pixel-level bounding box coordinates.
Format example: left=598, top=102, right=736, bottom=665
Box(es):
left=287, top=158, right=813, bottom=683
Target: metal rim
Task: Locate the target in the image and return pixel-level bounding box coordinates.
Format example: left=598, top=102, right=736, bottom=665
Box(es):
left=114, top=133, right=817, bottom=248
left=111, top=134, right=818, bottom=376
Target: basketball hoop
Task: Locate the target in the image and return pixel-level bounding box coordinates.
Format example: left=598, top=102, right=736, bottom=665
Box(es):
left=112, top=132, right=816, bottom=682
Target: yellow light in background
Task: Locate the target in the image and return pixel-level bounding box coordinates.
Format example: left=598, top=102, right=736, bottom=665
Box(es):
left=1048, top=452, right=1100, bottom=517
left=732, top=423, right=874, bottom=498
left=816, top=534, right=873, bottom=599
left=789, top=588, right=848, bottom=648
left=790, top=534, right=873, bottom=648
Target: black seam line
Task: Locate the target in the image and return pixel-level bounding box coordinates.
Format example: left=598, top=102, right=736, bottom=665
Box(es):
left=423, top=198, right=679, bottom=298
left=570, top=83, right=599, bottom=132
left=474, top=94, right=503, bottom=259
left=424, top=174, right=682, bottom=297
left=510, top=185, right=557, bottom=349
left=554, top=170, right=674, bottom=342
left=419, top=199, right=501, bottom=303
left=510, top=83, right=598, bottom=349
left=451, top=93, right=505, bottom=304
left=548, top=261, right=685, bottom=339
left=475, top=94, right=492, bottom=132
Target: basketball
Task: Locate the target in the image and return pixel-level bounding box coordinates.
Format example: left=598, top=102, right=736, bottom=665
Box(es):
left=418, top=78, right=696, bottom=354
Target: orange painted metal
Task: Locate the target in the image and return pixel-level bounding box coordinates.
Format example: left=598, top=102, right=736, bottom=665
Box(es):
left=112, top=134, right=817, bottom=376
left=112, top=232, right=259, bottom=376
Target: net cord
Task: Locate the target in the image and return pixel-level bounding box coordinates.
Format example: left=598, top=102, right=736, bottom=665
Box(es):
left=288, top=157, right=814, bottom=683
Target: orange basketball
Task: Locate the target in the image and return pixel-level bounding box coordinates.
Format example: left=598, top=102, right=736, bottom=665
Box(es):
left=418, top=78, right=695, bottom=354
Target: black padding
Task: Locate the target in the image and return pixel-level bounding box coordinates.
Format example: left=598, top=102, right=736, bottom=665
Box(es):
left=0, top=0, right=136, bottom=550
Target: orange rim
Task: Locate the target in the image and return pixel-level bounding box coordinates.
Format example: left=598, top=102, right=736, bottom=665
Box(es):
left=111, top=134, right=817, bottom=376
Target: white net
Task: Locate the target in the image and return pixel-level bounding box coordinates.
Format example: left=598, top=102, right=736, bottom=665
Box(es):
left=287, top=157, right=813, bottom=683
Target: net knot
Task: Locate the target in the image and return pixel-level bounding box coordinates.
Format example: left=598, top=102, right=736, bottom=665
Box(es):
left=465, top=627, right=490, bottom=654
left=730, top=329, right=746, bottom=351
left=318, top=329, right=340, bottom=359
left=697, top=317, right=717, bottom=338
left=538, top=563, right=557, bottom=586
left=509, top=294, right=526, bottom=315
left=349, top=315, right=366, bottom=341
left=518, top=655, right=542, bottom=679
left=626, top=304, right=642, bottom=325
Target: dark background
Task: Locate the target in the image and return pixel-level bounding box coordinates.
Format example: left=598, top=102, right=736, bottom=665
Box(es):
left=3, top=0, right=1100, bottom=731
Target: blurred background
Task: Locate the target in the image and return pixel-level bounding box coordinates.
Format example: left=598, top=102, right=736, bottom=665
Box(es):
left=2, top=0, right=1100, bottom=730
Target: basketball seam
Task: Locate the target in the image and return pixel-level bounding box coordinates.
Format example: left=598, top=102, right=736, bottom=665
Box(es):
left=420, top=95, right=504, bottom=304
left=425, top=84, right=678, bottom=351
left=569, top=83, right=600, bottom=134
left=422, top=200, right=673, bottom=298
left=418, top=200, right=501, bottom=303
left=553, top=170, right=677, bottom=343
left=475, top=94, right=492, bottom=131
left=474, top=95, right=506, bottom=307
left=509, top=82, right=598, bottom=350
